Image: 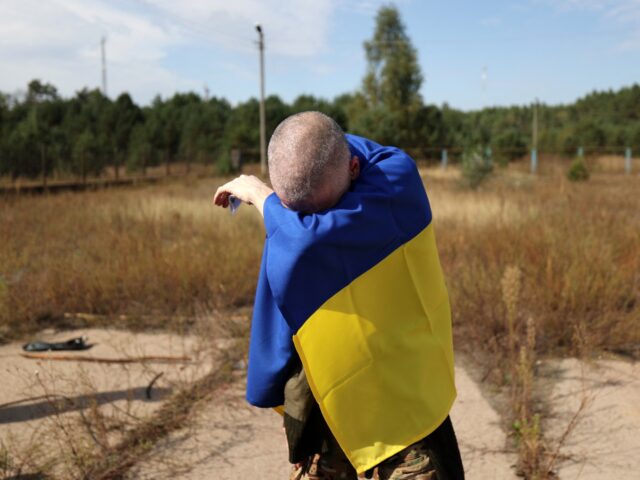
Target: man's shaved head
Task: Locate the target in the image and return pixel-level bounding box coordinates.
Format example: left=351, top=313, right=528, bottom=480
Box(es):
left=268, top=111, right=351, bottom=212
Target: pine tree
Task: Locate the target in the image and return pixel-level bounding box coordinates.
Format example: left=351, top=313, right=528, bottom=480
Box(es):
left=363, top=5, right=422, bottom=112
left=352, top=5, right=424, bottom=146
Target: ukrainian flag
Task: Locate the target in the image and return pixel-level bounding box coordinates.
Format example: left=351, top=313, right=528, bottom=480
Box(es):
left=246, top=134, right=456, bottom=474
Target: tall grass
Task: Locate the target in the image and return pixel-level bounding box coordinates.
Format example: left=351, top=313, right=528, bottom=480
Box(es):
left=427, top=168, right=639, bottom=478
left=0, top=177, right=264, bottom=341
left=2, top=169, right=638, bottom=356
left=428, top=171, right=640, bottom=361
left=1, top=166, right=638, bottom=479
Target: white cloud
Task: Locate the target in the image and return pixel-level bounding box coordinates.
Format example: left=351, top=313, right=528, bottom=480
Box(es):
left=0, top=0, right=341, bottom=103
left=148, top=0, right=338, bottom=57
left=547, top=0, right=640, bottom=19
left=541, top=0, right=640, bottom=50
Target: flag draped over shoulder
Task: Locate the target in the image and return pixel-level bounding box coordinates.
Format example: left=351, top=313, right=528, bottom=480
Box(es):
left=246, top=134, right=456, bottom=474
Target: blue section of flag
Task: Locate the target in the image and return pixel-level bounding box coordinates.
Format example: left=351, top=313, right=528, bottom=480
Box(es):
left=246, top=134, right=433, bottom=407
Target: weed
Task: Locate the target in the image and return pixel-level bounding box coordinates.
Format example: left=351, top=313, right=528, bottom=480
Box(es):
left=567, top=157, right=589, bottom=181
left=501, top=265, right=522, bottom=362
left=460, top=148, right=494, bottom=188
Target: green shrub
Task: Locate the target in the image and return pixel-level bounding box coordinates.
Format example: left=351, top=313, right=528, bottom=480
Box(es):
left=216, top=149, right=232, bottom=175
left=567, top=157, right=590, bottom=182
left=461, top=148, right=494, bottom=188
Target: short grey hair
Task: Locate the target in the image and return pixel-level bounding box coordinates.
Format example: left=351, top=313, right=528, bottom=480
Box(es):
left=268, top=111, right=350, bottom=211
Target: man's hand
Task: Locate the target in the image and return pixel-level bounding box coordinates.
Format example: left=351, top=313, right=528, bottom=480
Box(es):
left=213, top=175, right=274, bottom=217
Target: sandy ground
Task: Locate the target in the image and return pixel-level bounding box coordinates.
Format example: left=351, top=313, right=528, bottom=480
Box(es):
left=130, top=361, right=520, bottom=480
left=3, top=329, right=638, bottom=480
left=131, top=356, right=640, bottom=480
left=0, top=328, right=209, bottom=462
left=451, top=366, right=518, bottom=478
left=542, top=357, right=640, bottom=479
left=127, top=374, right=291, bottom=479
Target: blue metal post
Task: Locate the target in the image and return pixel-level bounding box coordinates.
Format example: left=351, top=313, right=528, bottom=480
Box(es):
left=441, top=149, right=448, bottom=169
left=531, top=148, right=538, bottom=174
left=625, top=147, right=632, bottom=174
left=577, top=146, right=584, bottom=158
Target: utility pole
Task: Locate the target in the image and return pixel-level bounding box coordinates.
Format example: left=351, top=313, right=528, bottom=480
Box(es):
left=531, top=98, right=538, bottom=173
left=101, top=36, right=107, bottom=96
left=255, top=24, right=267, bottom=175
left=36, top=106, right=47, bottom=191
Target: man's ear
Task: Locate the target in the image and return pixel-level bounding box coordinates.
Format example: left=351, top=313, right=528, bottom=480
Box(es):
left=349, top=155, right=360, bottom=180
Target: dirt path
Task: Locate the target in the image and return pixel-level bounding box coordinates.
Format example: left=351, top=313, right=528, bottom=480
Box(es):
left=542, top=358, right=640, bottom=479
left=4, top=329, right=637, bottom=479
left=129, top=361, right=519, bottom=479
left=130, top=356, right=640, bottom=480
left=0, top=327, right=208, bottom=470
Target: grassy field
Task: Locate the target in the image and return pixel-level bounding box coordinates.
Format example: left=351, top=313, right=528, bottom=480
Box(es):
left=1, top=161, right=638, bottom=356
left=427, top=164, right=639, bottom=476
left=1, top=160, right=638, bottom=478
left=431, top=166, right=639, bottom=358
left=0, top=175, right=263, bottom=341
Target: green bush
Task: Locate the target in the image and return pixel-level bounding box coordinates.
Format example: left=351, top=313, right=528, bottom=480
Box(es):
left=567, top=157, right=590, bottom=182
left=461, top=148, right=494, bottom=188
left=216, top=149, right=232, bottom=175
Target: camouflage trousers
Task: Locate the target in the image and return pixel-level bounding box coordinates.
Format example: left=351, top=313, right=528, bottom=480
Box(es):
left=289, top=437, right=437, bottom=480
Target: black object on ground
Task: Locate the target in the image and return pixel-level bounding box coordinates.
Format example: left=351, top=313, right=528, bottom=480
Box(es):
left=22, top=336, right=92, bottom=352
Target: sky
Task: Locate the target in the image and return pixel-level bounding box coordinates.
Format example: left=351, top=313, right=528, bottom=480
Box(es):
left=1, top=0, right=639, bottom=110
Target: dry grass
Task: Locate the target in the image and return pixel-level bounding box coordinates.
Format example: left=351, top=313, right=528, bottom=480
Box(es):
left=1, top=162, right=639, bottom=479
left=423, top=164, right=639, bottom=478
left=0, top=176, right=264, bottom=341
left=2, top=164, right=638, bottom=360
left=423, top=167, right=640, bottom=362
left=0, top=162, right=218, bottom=189
left=4, top=165, right=636, bottom=352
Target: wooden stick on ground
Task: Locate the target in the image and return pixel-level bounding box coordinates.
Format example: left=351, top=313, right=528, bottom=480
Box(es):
left=20, top=352, right=192, bottom=363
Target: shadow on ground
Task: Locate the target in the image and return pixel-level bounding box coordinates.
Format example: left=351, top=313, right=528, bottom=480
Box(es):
left=0, top=386, right=172, bottom=424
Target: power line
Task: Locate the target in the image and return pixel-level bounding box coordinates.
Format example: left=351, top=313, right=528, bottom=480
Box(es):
left=333, top=26, right=640, bottom=46
left=171, top=15, right=254, bottom=46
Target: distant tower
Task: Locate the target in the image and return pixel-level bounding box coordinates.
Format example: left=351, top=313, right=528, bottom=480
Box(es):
left=203, top=84, right=210, bottom=101
left=101, top=36, right=107, bottom=96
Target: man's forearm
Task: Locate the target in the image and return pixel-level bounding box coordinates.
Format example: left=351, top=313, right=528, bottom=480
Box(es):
left=250, top=184, right=273, bottom=217
left=213, top=175, right=274, bottom=218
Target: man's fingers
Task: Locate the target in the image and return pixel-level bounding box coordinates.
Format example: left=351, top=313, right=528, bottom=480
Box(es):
left=213, top=187, right=231, bottom=208
left=214, top=178, right=243, bottom=207
left=214, top=175, right=269, bottom=209
left=213, top=187, right=223, bottom=205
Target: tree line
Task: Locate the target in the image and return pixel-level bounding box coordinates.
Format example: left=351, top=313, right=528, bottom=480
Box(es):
left=1, top=6, right=639, bottom=181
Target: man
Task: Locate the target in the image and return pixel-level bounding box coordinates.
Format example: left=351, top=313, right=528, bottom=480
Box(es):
left=214, top=112, right=463, bottom=479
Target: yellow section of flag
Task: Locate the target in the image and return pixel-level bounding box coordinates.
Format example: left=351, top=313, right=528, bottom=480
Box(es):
left=293, top=223, right=456, bottom=474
